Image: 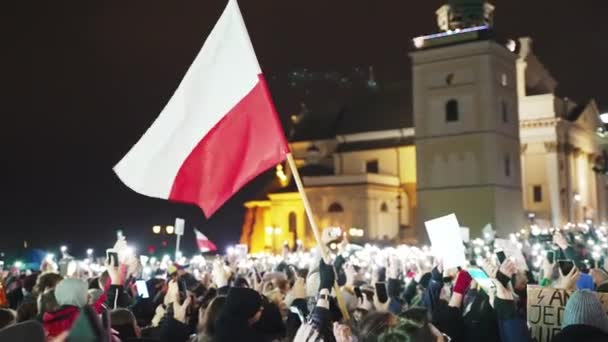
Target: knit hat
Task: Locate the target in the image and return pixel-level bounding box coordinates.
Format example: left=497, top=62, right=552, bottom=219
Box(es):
left=54, top=278, right=88, bottom=308
left=563, top=290, right=608, bottom=333
left=576, top=273, right=595, bottom=291
left=223, top=287, right=263, bottom=320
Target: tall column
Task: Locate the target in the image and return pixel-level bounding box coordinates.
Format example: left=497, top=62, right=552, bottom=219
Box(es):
left=545, top=142, right=561, bottom=227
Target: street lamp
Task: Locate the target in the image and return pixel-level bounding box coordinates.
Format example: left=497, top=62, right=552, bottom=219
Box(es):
left=166, top=225, right=175, bottom=235
left=600, top=113, right=608, bottom=124
left=152, top=225, right=161, bottom=234
left=86, top=249, right=93, bottom=257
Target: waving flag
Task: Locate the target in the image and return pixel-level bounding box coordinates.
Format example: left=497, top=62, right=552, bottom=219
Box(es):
left=114, top=0, right=289, bottom=216
left=194, top=229, right=218, bottom=253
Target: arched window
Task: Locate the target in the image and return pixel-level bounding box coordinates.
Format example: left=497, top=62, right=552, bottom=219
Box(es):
left=446, top=99, right=459, bottom=122
left=505, top=154, right=511, bottom=177
left=328, top=202, right=344, bottom=213
left=380, top=202, right=388, bottom=213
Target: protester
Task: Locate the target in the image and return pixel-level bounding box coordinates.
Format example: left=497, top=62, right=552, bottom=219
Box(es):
left=2, top=224, right=608, bottom=342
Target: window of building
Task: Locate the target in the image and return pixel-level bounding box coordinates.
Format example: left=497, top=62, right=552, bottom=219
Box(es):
left=380, top=202, right=388, bottom=212
left=501, top=73, right=508, bottom=87
left=445, top=73, right=454, bottom=85
left=533, top=185, right=542, bottom=203
left=366, top=160, right=379, bottom=174
left=504, top=154, right=511, bottom=177
left=501, top=101, right=508, bottom=123
left=446, top=99, right=459, bottom=122
left=288, top=212, right=297, bottom=234
left=328, top=202, right=344, bottom=213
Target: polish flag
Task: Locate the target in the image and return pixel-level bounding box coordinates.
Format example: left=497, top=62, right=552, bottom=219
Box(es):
left=114, top=0, right=289, bottom=216
left=194, top=229, right=218, bottom=253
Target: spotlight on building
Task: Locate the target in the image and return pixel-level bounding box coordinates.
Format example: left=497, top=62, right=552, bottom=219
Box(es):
left=600, top=113, right=608, bottom=124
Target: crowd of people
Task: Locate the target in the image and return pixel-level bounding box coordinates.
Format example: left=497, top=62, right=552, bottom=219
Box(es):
left=1, top=223, right=608, bottom=342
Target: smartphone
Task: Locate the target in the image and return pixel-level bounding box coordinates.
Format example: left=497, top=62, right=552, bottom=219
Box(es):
left=546, top=251, right=555, bottom=264
left=354, top=286, right=363, bottom=300
left=375, top=282, right=388, bottom=303
left=558, top=260, right=574, bottom=275
left=135, top=280, right=149, bottom=299
left=468, top=267, right=495, bottom=290
left=106, top=249, right=119, bottom=267
left=496, top=251, right=507, bottom=264
left=377, top=267, right=387, bottom=282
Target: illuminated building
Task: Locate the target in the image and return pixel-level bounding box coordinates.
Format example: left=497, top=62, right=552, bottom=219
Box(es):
left=240, top=1, right=607, bottom=252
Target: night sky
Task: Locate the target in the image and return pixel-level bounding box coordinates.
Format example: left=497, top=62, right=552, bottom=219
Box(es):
left=3, top=1, right=607, bottom=258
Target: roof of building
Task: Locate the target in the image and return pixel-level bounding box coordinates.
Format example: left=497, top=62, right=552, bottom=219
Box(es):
left=288, top=81, right=413, bottom=142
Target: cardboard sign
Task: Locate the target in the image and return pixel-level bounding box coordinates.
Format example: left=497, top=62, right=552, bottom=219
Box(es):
left=527, top=286, right=608, bottom=342
left=424, top=214, right=466, bottom=269
left=494, top=238, right=529, bottom=271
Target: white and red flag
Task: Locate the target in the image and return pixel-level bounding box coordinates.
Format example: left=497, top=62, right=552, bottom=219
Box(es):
left=194, top=228, right=218, bottom=253
left=114, top=0, right=289, bottom=216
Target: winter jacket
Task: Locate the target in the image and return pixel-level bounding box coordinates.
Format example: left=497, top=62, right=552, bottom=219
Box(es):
left=494, top=297, right=532, bottom=342
left=422, top=267, right=444, bottom=313
left=551, top=324, right=608, bottom=342
left=42, top=305, right=80, bottom=338
left=462, top=290, right=500, bottom=342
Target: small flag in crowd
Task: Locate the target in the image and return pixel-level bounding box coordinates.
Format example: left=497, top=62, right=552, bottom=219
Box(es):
left=113, top=0, right=289, bottom=216
left=194, top=229, right=218, bottom=253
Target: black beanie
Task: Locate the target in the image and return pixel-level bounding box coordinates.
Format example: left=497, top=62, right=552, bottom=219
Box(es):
left=224, top=287, right=263, bottom=320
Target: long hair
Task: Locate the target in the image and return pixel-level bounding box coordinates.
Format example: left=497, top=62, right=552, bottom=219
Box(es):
left=199, top=296, right=226, bottom=338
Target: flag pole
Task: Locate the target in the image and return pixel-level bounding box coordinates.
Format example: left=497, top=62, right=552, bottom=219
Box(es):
left=286, top=153, right=350, bottom=321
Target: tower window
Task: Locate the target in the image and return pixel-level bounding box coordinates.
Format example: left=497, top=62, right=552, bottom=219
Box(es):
left=446, top=99, right=459, bottom=122
left=504, top=154, right=511, bottom=177
left=328, top=202, right=344, bottom=213
left=380, top=202, right=388, bottom=213
left=501, top=101, right=508, bottom=123
left=501, top=73, right=508, bottom=86
left=533, top=185, right=542, bottom=203
left=366, top=160, right=379, bottom=173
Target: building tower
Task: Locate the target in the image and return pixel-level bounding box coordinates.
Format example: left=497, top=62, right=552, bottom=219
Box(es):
left=411, top=1, right=524, bottom=238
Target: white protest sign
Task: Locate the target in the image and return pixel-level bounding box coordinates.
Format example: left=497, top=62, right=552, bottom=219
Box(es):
left=424, top=214, right=467, bottom=269
left=175, top=218, right=185, bottom=236
left=460, top=227, right=470, bottom=243
left=495, top=238, right=529, bottom=271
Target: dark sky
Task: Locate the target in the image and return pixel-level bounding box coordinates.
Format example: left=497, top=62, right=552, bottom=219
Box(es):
left=2, top=1, right=607, bottom=257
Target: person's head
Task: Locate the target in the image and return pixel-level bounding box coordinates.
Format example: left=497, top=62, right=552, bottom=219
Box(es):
left=372, top=307, right=445, bottom=342
left=98, top=271, right=110, bottom=289
left=16, top=300, right=37, bottom=322
left=33, top=272, right=63, bottom=296
left=110, top=308, right=141, bottom=339
left=198, top=296, right=226, bottom=337
left=563, top=290, right=608, bottom=333
left=222, top=287, right=264, bottom=325
left=0, top=308, right=16, bottom=330
left=358, top=311, right=398, bottom=342
left=54, top=278, right=89, bottom=308
left=23, top=274, right=38, bottom=294
left=38, top=289, right=59, bottom=315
